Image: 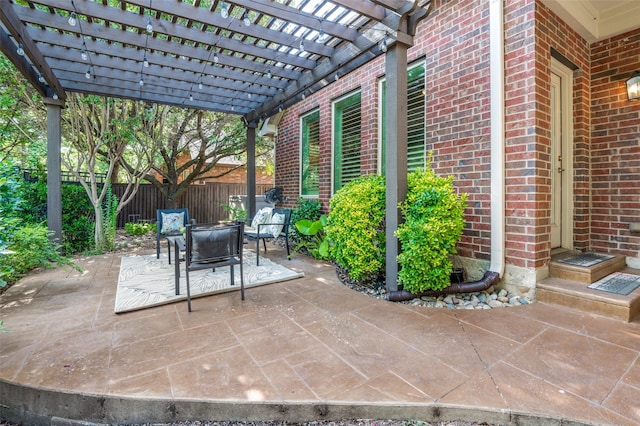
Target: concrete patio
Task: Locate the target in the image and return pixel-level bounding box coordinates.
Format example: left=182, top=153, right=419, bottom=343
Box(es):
left=1, top=245, right=639, bottom=425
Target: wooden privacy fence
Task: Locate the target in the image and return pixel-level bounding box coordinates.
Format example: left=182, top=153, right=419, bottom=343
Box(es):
left=113, top=183, right=272, bottom=228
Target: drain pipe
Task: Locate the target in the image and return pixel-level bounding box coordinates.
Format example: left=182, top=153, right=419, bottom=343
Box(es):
left=389, top=0, right=505, bottom=302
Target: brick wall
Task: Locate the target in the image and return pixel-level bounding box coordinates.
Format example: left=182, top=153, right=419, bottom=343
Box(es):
left=590, top=29, right=640, bottom=258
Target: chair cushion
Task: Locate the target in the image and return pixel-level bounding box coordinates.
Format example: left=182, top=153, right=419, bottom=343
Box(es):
left=251, top=207, right=272, bottom=230
left=191, top=228, right=232, bottom=262
left=266, top=212, right=286, bottom=238
left=161, top=212, right=184, bottom=234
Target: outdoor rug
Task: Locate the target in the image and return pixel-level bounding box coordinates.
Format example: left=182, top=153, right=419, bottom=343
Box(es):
left=587, top=272, right=640, bottom=296
left=115, top=251, right=304, bottom=313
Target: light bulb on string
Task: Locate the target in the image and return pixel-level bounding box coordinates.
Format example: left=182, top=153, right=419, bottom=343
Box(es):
left=220, top=2, right=229, bottom=19
left=143, top=56, right=149, bottom=67
left=318, top=29, right=327, bottom=42
left=139, top=77, right=144, bottom=87
left=299, top=40, right=305, bottom=52
left=266, top=69, right=272, bottom=79
left=85, top=68, right=91, bottom=79
left=16, top=44, right=24, bottom=56
left=213, top=51, right=219, bottom=64
left=198, top=82, right=203, bottom=90
left=38, top=73, right=45, bottom=83
left=68, top=12, right=77, bottom=26
left=379, top=38, right=387, bottom=53
left=243, top=11, right=251, bottom=26
left=81, top=49, right=88, bottom=61
left=189, top=93, right=194, bottom=101
left=146, top=17, right=153, bottom=33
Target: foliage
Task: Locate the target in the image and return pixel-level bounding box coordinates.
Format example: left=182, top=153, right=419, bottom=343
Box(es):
left=143, top=108, right=272, bottom=208
left=2, top=224, right=80, bottom=287
left=124, top=222, right=156, bottom=236
left=222, top=203, right=247, bottom=221
left=325, top=175, right=386, bottom=284
left=396, top=164, right=468, bottom=293
left=294, top=215, right=329, bottom=259
left=19, top=180, right=94, bottom=255
left=102, top=183, right=119, bottom=252
left=289, top=197, right=322, bottom=247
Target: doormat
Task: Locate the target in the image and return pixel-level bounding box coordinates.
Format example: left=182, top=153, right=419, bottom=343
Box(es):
left=557, top=253, right=615, bottom=267
left=588, top=272, right=640, bottom=296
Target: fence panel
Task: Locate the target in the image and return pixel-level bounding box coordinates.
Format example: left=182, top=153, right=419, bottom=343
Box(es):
left=113, top=183, right=272, bottom=228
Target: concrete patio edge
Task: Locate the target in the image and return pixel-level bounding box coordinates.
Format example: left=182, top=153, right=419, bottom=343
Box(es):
left=0, top=379, right=594, bottom=426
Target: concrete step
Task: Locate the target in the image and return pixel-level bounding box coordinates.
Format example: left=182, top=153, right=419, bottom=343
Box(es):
left=548, top=252, right=626, bottom=284
left=538, top=266, right=640, bottom=322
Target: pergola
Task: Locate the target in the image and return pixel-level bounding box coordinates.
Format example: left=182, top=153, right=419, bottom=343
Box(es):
left=1, top=0, right=432, bottom=290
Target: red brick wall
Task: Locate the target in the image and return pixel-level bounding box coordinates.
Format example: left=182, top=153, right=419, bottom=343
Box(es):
left=590, top=29, right=640, bottom=258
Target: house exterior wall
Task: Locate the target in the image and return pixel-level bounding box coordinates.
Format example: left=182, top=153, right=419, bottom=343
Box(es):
left=590, top=29, right=640, bottom=263
left=274, top=0, right=640, bottom=293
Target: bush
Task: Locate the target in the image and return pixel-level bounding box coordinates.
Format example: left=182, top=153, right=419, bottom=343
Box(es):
left=326, top=175, right=386, bottom=284
left=396, top=165, right=467, bottom=293
left=289, top=197, right=322, bottom=248
left=2, top=224, right=80, bottom=286
left=19, top=181, right=94, bottom=254
left=124, top=221, right=156, bottom=236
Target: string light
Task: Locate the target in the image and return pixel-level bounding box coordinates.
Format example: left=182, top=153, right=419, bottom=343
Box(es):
left=198, top=82, right=203, bottom=90
left=334, top=72, right=339, bottom=81
left=68, top=12, right=77, bottom=26
left=38, top=73, right=45, bottom=83
left=85, top=67, right=91, bottom=79
left=143, top=56, right=149, bottom=67
left=146, top=17, right=153, bottom=33
left=139, top=76, right=144, bottom=86
left=266, top=69, right=272, bottom=79
left=243, top=10, right=251, bottom=27
left=189, top=93, right=194, bottom=101
left=318, top=29, right=327, bottom=42
left=299, top=40, right=305, bottom=52
left=248, top=92, right=252, bottom=99
left=81, top=49, right=88, bottom=61
left=379, top=37, right=387, bottom=53
left=220, top=2, right=229, bottom=19
left=213, top=51, right=219, bottom=63
left=16, top=44, right=24, bottom=56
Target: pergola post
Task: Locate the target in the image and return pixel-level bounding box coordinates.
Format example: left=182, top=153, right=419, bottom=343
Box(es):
left=384, top=40, right=410, bottom=292
left=246, top=122, right=257, bottom=220
left=44, top=97, right=63, bottom=250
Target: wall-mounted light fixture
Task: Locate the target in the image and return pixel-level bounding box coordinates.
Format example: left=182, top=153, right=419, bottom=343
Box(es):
left=627, top=70, right=640, bottom=101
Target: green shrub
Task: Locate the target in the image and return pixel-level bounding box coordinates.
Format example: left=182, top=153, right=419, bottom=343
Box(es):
left=396, top=165, right=467, bottom=293
left=124, top=221, right=155, bottom=236
left=19, top=181, right=95, bottom=254
left=326, top=175, right=386, bottom=284
left=289, top=197, right=322, bottom=248
left=294, top=215, right=329, bottom=259
left=2, top=224, right=80, bottom=285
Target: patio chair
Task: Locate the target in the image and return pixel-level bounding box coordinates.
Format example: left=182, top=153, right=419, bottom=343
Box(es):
left=244, top=207, right=291, bottom=266
left=156, top=208, right=191, bottom=263
left=175, top=222, right=245, bottom=312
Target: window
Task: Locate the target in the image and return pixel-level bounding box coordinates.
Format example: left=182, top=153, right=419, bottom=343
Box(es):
left=379, top=62, right=426, bottom=174
left=300, top=109, right=320, bottom=197
left=333, top=91, right=362, bottom=193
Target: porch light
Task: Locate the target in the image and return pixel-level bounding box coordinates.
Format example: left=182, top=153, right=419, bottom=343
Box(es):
left=16, top=43, right=24, bottom=56
left=626, top=71, right=640, bottom=101
left=220, top=2, right=229, bottom=19
left=68, top=12, right=77, bottom=26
